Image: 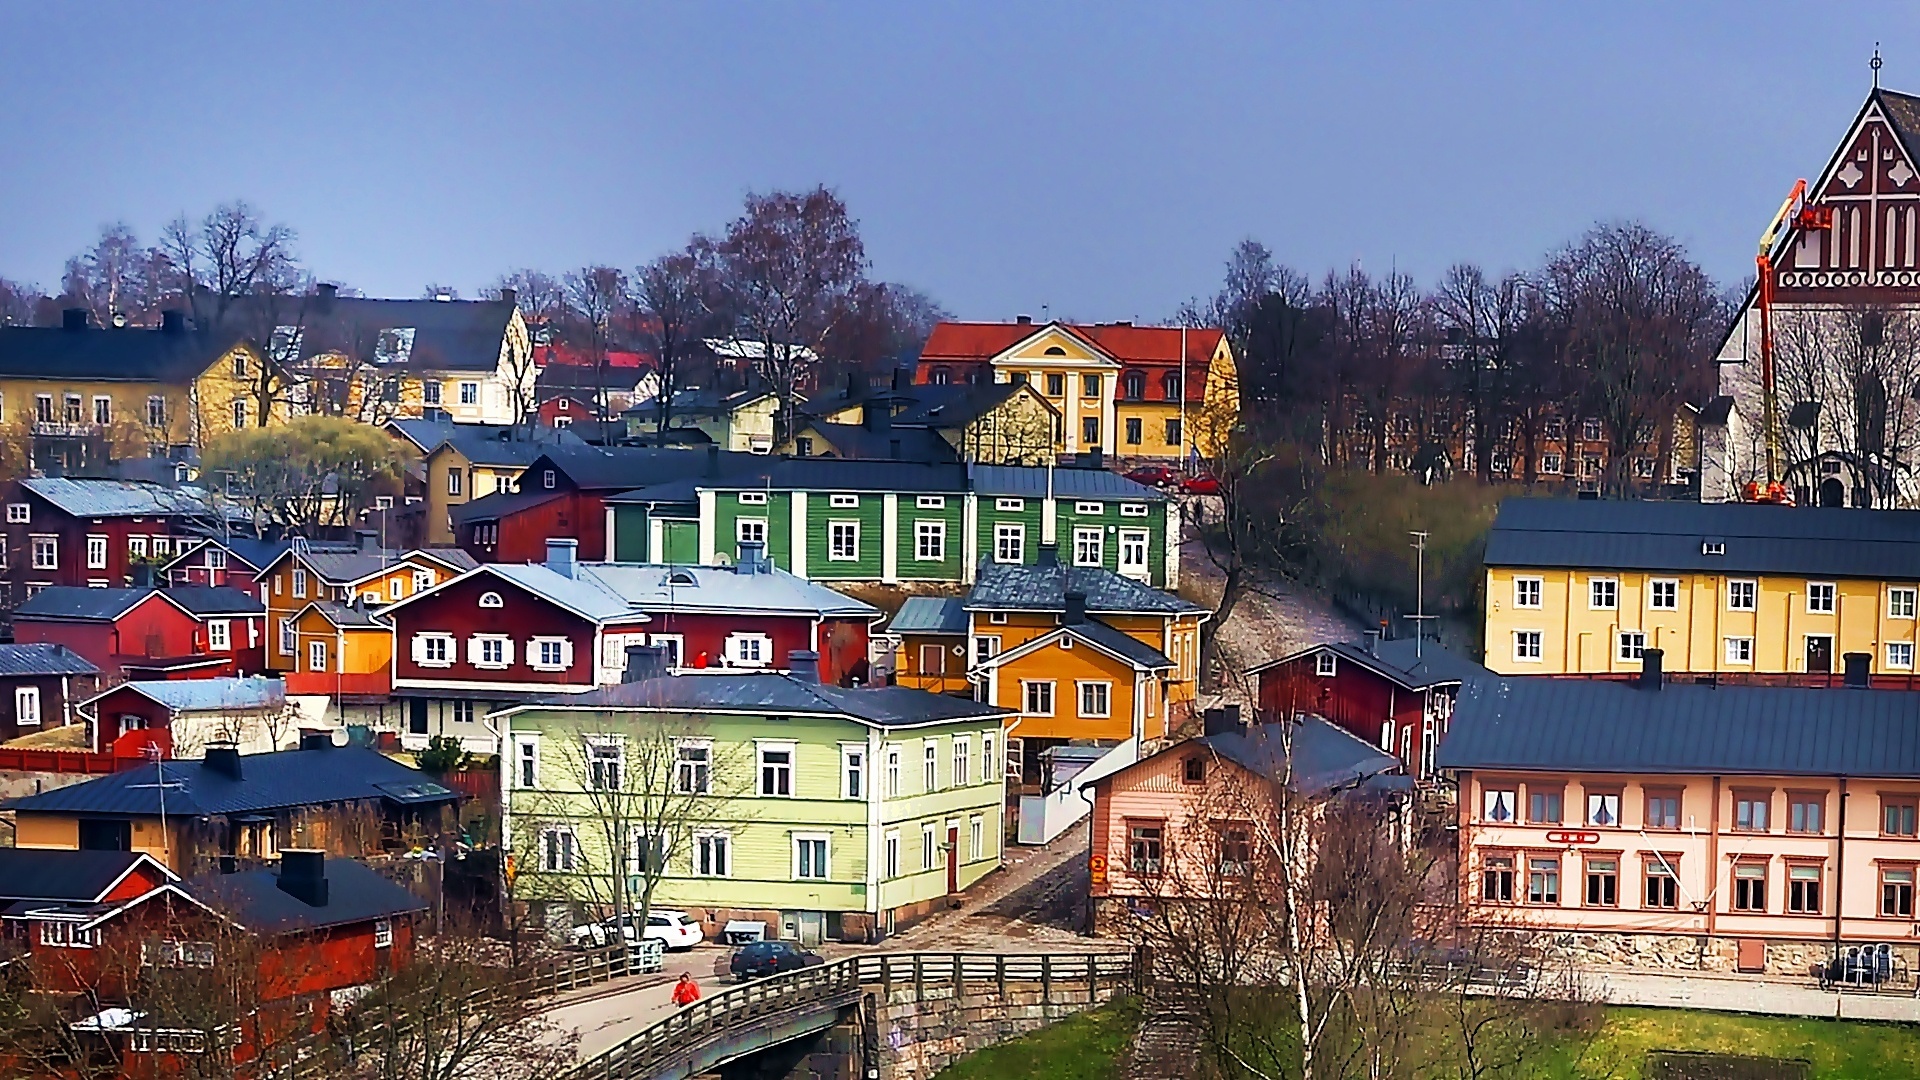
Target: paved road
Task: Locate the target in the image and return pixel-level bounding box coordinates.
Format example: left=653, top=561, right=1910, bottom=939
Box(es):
left=543, top=948, right=732, bottom=1062
left=1584, top=967, right=1920, bottom=1022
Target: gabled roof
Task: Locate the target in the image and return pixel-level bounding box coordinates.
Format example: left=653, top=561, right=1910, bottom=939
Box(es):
left=622, top=386, right=775, bottom=421
left=758, top=458, right=969, bottom=493
left=297, top=600, right=388, bottom=629
left=162, top=586, right=266, bottom=618
left=470, top=564, right=649, bottom=622
left=20, top=477, right=232, bottom=519
left=12, top=587, right=158, bottom=622
left=1200, top=717, right=1405, bottom=796
left=1485, top=497, right=1920, bottom=579
left=967, top=464, right=1166, bottom=500
left=3, top=745, right=455, bottom=818
left=796, top=422, right=958, bottom=464
left=510, top=672, right=1010, bottom=728
left=1247, top=639, right=1491, bottom=692
left=980, top=618, right=1174, bottom=672
left=920, top=320, right=1223, bottom=378
left=85, top=676, right=284, bottom=715
left=190, top=858, right=428, bottom=934
left=448, top=487, right=566, bottom=526
left=889, top=597, right=969, bottom=635
left=889, top=382, right=1040, bottom=428
left=0, top=642, right=100, bottom=677
left=398, top=560, right=881, bottom=625
left=0, top=324, right=244, bottom=382
left=386, top=418, right=462, bottom=453
left=535, top=445, right=768, bottom=491
left=965, top=561, right=1206, bottom=616
left=161, top=535, right=290, bottom=574
left=436, top=425, right=586, bottom=467
left=239, top=295, right=518, bottom=373
left=0, top=850, right=174, bottom=904
left=406, top=547, right=479, bottom=573
left=1436, top=677, right=1920, bottom=779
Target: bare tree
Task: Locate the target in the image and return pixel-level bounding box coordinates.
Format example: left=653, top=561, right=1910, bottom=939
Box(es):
left=1763, top=304, right=1920, bottom=506
left=563, top=266, right=629, bottom=444
left=160, top=201, right=303, bottom=331
left=61, top=222, right=169, bottom=328
left=632, top=249, right=713, bottom=447
left=1432, top=264, right=1532, bottom=484
left=0, top=276, right=46, bottom=325
left=486, top=270, right=569, bottom=434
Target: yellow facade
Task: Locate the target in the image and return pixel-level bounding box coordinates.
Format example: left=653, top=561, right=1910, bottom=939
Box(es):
left=893, top=631, right=972, bottom=695
left=291, top=605, right=393, bottom=682
left=985, top=327, right=1118, bottom=457
left=1483, top=565, right=1919, bottom=677
left=983, top=629, right=1168, bottom=744
left=293, top=307, right=534, bottom=426
left=15, top=811, right=183, bottom=865
left=1114, top=334, right=1239, bottom=461
left=263, top=553, right=453, bottom=672
left=424, top=443, right=528, bottom=545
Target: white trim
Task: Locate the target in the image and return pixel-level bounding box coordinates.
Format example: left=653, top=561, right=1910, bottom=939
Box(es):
left=792, top=832, right=831, bottom=880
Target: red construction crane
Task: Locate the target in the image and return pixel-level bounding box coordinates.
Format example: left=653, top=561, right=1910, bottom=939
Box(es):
left=1743, top=179, right=1833, bottom=505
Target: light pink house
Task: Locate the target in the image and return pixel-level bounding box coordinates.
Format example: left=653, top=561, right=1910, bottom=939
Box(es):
left=1439, top=652, right=1920, bottom=977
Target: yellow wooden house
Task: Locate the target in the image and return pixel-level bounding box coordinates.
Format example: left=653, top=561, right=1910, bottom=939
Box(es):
left=415, top=426, right=585, bottom=545
left=257, top=541, right=474, bottom=673
left=1484, top=498, right=1920, bottom=679
left=285, top=601, right=398, bottom=725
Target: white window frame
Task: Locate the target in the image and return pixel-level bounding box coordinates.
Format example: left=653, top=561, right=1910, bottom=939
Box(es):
left=459, top=381, right=479, bottom=405
left=1588, top=577, right=1618, bottom=611
left=982, top=732, right=996, bottom=785
left=291, top=567, right=308, bottom=599
left=1078, top=680, right=1112, bottom=718
left=1075, top=501, right=1104, bottom=515
left=373, top=919, right=394, bottom=949
left=30, top=535, right=57, bottom=571
left=726, top=632, right=772, bottom=667
left=1118, top=529, right=1150, bottom=577
left=995, top=497, right=1024, bottom=511
left=829, top=493, right=859, bottom=509
left=735, top=517, right=768, bottom=546
left=1724, top=636, right=1754, bottom=665
left=447, top=469, right=463, bottom=496
left=279, top=618, right=296, bottom=655
left=1892, top=587, right=1918, bottom=620
left=1513, top=630, right=1543, bottom=663
left=539, top=825, right=578, bottom=872
left=952, top=735, right=971, bottom=787
left=1891, top=642, right=1916, bottom=670
left=6, top=503, right=28, bottom=524
left=844, top=737, right=867, bottom=799
left=1648, top=578, right=1679, bottom=611
left=1807, top=582, right=1837, bottom=615
left=1120, top=502, right=1148, bottom=517
left=528, top=636, right=572, bottom=672
left=415, top=633, right=454, bottom=667
left=922, top=821, right=939, bottom=872
left=916, top=495, right=945, bottom=509
left=914, top=520, right=946, bottom=561
left=1617, top=630, right=1646, bottom=662
left=15, top=686, right=40, bottom=727
left=1022, top=679, right=1055, bottom=716
left=886, top=745, right=902, bottom=798
left=1072, top=526, right=1103, bottom=567
left=694, top=831, right=732, bottom=877
left=1728, top=579, right=1757, bottom=611
left=793, top=833, right=830, bottom=880
left=884, top=830, right=900, bottom=878
left=828, top=520, right=860, bottom=562
left=413, top=569, right=434, bottom=594
left=514, top=736, right=540, bottom=789
left=758, top=740, right=796, bottom=797
left=470, top=634, right=513, bottom=670
left=86, top=535, right=107, bottom=570
left=675, top=738, right=713, bottom=794
left=585, top=735, right=624, bottom=791
left=971, top=815, right=985, bottom=860
left=737, top=491, right=768, bottom=505
left=994, top=523, right=1025, bottom=563
left=924, top=739, right=939, bottom=790
left=309, top=640, right=328, bottom=672
left=206, top=620, right=231, bottom=651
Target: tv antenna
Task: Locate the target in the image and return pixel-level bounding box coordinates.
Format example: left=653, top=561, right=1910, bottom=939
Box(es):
left=127, top=742, right=186, bottom=859
left=1404, top=531, right=1437, bottom=658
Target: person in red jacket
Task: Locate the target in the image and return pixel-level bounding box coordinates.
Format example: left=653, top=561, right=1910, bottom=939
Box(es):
left=672, top=973, right=702, bottom=1006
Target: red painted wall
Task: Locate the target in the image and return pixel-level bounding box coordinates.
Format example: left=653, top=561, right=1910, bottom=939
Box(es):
left=649, top=612, right=869, bottom=682
left=1257, top=656, right=1439, bottom=777
left=460, top=490, right=611, bottom=565
left=0, top=483, right=200, bottom=592
left=391, top=571, right=600, bottom=687
left=13, top=596, right=262, bottom=678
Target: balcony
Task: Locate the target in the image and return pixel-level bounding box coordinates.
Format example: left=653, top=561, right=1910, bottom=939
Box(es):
left=32, top=420, right=100, bottom=437
left=284, top=670, right=392, bottom=697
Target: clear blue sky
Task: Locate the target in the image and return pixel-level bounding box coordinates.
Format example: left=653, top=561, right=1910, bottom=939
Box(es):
left=1, top=2, right=1914, bottom=321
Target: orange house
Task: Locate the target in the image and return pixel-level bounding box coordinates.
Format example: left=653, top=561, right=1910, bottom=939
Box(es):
left=256, top=539, right=473, bottom=673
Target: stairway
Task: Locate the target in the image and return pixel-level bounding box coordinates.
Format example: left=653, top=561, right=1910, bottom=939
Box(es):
left=1125, top=994, right=1203, bottom=1080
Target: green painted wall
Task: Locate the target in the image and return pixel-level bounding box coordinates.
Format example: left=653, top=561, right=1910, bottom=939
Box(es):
left=711, top=490, right=795, bottom=569
left=806, top=494, right=885, bottom=581
left=612, top=505, right=650, bottom=562
left=661, top=520, right=699, bottom=564
left=1054, top=499, right=1167, bottom=581
left=895, top=495, right=965, bottom=581
left=974, top=497, right=1045, bottom=568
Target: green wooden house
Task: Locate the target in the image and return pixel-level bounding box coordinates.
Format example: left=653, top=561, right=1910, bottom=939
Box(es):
left=603, top=459, right=1179, bottom=588
left=498, top=660, right=1013, bottom=945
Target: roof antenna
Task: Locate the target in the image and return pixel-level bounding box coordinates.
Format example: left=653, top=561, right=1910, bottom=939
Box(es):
left=1873, top=43, right=1883, bottom=90
left=1404, top=530, right=1435, bottom=659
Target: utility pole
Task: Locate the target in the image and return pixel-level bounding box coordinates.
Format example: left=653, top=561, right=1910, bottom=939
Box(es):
left=1405, top=530, right=1436, bottom=658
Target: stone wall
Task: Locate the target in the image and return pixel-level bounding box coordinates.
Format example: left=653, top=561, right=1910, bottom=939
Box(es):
left=1551, top=931, right=1912, bottom=978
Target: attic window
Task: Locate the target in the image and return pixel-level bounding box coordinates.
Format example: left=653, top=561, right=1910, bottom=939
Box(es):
left=1702, top=539, right=1725, bottom=556
left=1120, top=503, right=1148, bottom=517
left=1315, top=652, right=1338, bottom=677
left=996, top=498, right=1024, bottom=512
left=1075, top=501, right=1104, bottom=515
left=738, top=492, right=768, bottom=505
left=543, top=470, right=556, bottom=489
left=1183, top=757, right=1205, bottom=784
left=668, top=570, right=698, bottom=586
left=1044, top=346, right=1066, bottom=356
left=830, top=494, right=859, bottom=508
left=916, top=495, right=945, bottom=510
left=479, top=591, right=504, bottom=609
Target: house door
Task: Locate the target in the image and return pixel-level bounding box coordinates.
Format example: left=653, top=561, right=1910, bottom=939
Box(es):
left=408, top=698, right=429, bottom=736
left=919, top=644, right=946, bottom=678
left=1807, top=635, right=1834, bottom=675
left=1118, top=529, right=1150, bottom=579
left=796, top=910, right=825, bottom=946
left=946, top=826, right=960, bottom=893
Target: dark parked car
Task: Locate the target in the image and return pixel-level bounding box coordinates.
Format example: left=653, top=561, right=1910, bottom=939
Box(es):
left=730, top=940, right=825, bottom=980
left=1123, top=464, right=1178, bottom=487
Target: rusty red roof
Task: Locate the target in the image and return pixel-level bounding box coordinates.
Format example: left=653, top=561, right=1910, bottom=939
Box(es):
left=919, top=321, right=1223, bottom=368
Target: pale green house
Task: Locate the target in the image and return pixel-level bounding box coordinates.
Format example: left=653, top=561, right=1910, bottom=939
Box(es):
left=498, top=666, right=1011, bottom=945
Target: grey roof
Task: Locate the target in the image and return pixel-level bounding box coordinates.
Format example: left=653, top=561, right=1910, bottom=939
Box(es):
left=298, top=550, right=413, bottom=585
left=190, top=858, right=427, bottom=934
left=479, top=563, right=649, bottom=622
left=0, top=324, right=243, bottom=382
left=163, top=587, right=265, bottom=617
left=234, top=295, right=517, bottom=373
left=94, top=677, right=285, bottom=714
left=1062, top=618, right=1175, bottom=669
left=966, top=561, right=1206, bottom=616
left=460, top=561, right=882, bottom=623
left=386, top=418, right=462, bottom=453
left=1436, top=676, right=1920, bottom=778
left=968, top=464, right=1165, bottom=500
left=623, top=387, right=772, bottom=420
left=536, top=445, right=761, bottom=491
left=439, top=425, right=586, bottom=467
left=1250, top=639, right=1492, bottom=691
left=13, top=587, right=155, bottom=622
left=890, top=383, right=1026, bottom=429
left=769, top=458, right=970, bottom=493
left=529, top=672, right=1011, bottom=727
left=889, top=597, right=969, bottom=635
left=1196, top=717, right=1405, bottom=796
left=0, top=850, right=167, bottom=904
left=304, top=601, right=386, bottom=628
left=1486, top=498, right=1920, bottom=579
left=0, top=643, right=99, bottom=677
left=3, top=745, right=455, bottom=818
left=798, top=422, right=958, bottom=464
left=411, top=547, right=479, bottom=572
left=163, top=535, right=289, bottom=573
left=21, top=478, right=231, bottom=519
left=448, top=488, right=565, bottom=526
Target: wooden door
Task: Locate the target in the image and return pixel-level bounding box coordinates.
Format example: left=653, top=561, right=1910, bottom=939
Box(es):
left=1807, top=636, right=1834, bottom=674
left=919, top=644, right=946, bottom=677
left=946, top=826, right=960, bottom=893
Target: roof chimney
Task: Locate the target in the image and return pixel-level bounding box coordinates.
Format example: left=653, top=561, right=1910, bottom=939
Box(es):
left=1844, top=651, right=1872, bottom=689
left=357, top=528, right=380, bottom=555
left=499, top=287, right=517, bottom=308
left=62, top=308, right=89, bottom=331
left=276, top=849, right=329, bottom=907
left=1362, top=629, right=1381, bottom=657
left=1015, top=314, right=1032, bottom=326
left=892, top=367, right=908, bottom=394
left=1638, top=648, right=1663, bottom=691
left=1203, top=707, right=1244, bottom=737
left=160, top=310, right=185, bottom=334
left=1063, top=591, right=1087, bottom=625
left=736, top=540, right=768, bottom=574
left=314, top=283, right=338, bottom=314
left=1036, top=543, right=1058, bottom=568
left=706, top=444, right=721, bottom=478
left=622, top=644, right=669, bottom=683
left=546, top=537, right=578, bottom=579
left=299, top=730, right=334, bottom=751
left=786, top=649, right=820, bottom=683
left=203, top=743, right=242, bottom=779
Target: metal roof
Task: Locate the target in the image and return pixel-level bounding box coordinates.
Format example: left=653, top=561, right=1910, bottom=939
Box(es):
left=521, top=672, right=1011, bottom=728
left=965, top=561, right=1206, bottom=616
left=889, top=597, right=969, bottom=635
left=968, top=464, right=1165, bottom=500
left=480, top=564, right=650, bottom=622
left=795, top=423, right=957, bottom=464
left=91, top=677, right=285, bottom=715
left=1158, top=717, right=1405, bottom=797
left=448, top=488, right=565, bottom=526
left=21, top=478, right=237, bottom=520
left=438, top=425, right=586, bottom=467
left=3, top=746, right=455, bottom=818
left=229, top=295, right=518, bottom=372
left=0, top=850, right=172, bottom=904
left=1435, top=676, right=1920, bottom=778
left=466, top=561, right=881, bottom=623
left=1248, top=639, right=1492, bottom=691
left=0, top=643, right=100, bottom=677
left=12, top=587, right=155, bottom=622
left=1486, top=497, right=1920, bottom=579
left=302, top=601, right=387, bottom=628
left=0, top=325, right=243, bottom=382
left=163, top=587, right=265, bottom=617
left=1064, top=618, right=1175, bottom=669
left=188, top=858, right=428, bottom=934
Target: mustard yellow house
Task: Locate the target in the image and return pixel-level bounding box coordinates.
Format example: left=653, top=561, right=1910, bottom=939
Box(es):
left=1484, top=499, right=1920, bottom=679
left=285, top=601, right=399, bottom=728
left=915, top=319, right=1238, bottom=461
left=0, top=308, right=282, bottom=474
left=257, top=541, right=474, bottom=673
left=414, top=425, right=585, bottom=545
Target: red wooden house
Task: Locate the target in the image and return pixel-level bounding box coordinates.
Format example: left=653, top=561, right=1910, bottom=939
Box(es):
left=160, top=535, right=288, bottom=591
left=1245, top=637, right=1490, bottom=782
left=80, top=677, right=288, bottom=755
left=0, top=477, right=248, bottom=606
left=380, top=539, right=882, bottom=750
left=11, top=586, right=266, bottom=680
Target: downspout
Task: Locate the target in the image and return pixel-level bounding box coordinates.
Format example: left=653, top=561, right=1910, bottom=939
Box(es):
left=1705, top=775, right=1721, bottom=951
left=1834, top=777, right=1849, bottom=961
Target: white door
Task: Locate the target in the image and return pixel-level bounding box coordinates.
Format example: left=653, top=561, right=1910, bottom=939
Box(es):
left=1118, top=529, right=1150, bottom=579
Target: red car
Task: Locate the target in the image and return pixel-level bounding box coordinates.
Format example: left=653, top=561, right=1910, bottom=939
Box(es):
left=1124, top=465, right=1179, bottom=487
left=1179, top=473, right=1221, bottom=495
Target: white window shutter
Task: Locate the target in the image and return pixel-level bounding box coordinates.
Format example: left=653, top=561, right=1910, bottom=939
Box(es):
left=467, top=636, right=482, bottom=665
left=561, top=639, right=575, bottom=669
left=411, top=634, right=427, bottom=664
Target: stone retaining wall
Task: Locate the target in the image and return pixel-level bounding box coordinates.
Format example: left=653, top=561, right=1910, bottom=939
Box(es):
left=1553, top=931, right=1913, bottom=978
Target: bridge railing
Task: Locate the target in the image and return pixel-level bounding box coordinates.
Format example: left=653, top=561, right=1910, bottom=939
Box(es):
left=568, top=950, right=1135, bottom=1080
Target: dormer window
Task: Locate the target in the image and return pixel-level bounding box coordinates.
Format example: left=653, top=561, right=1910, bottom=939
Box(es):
left=543, top=470, right=556, bottom=489
left=479, top=591, right=504, bottom=609
left=1702, top=539, right=1725, bottom=556
left=668, top=570, right=697, bottom=586
left=1315, top=652, right=1338, bottom=677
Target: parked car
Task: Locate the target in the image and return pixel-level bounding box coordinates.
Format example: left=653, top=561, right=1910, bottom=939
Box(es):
left=730, top=940, right=825, bottom=980
left=570, top=910, right=706, bottom=951
left=1179, top=472, right=1221, bottom=495
left=1123, top=464, right=1179, bottom=487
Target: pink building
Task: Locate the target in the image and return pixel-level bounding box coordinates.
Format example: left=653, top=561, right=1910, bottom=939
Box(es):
left=1439, top=650, right=1920, bottom=978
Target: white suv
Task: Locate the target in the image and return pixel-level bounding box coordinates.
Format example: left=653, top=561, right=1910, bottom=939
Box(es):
left=571, top=910, right=705, bottom=952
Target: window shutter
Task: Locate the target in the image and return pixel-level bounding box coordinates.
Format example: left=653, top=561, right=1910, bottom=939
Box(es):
left=411, top=634, right=426, bottom=664
left=501, top=639, right=516, bottom=666
left=466, top=636, right=482, bottom=665
left=561, top=639, right=575, bottom=669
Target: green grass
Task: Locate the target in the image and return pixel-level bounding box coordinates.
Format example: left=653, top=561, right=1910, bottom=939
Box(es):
left=1541, top=1008, right=1920, bottom=1080
left=932, top=997, right=1141, bottom=1080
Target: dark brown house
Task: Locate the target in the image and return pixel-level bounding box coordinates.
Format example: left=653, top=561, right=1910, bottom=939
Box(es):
left=0, top=642, right=100, bottom=742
